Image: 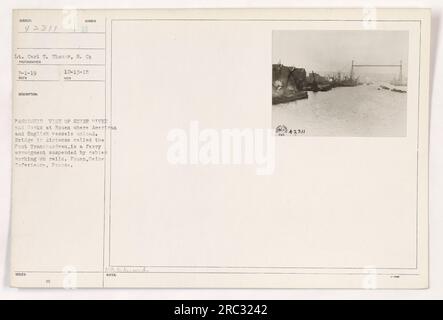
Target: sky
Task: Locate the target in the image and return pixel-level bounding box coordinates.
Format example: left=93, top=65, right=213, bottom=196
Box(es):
left=272, top=30, right=409, bottom=78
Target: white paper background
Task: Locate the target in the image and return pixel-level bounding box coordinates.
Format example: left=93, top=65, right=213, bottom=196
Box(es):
left=0, top=0, right=442, bottom=299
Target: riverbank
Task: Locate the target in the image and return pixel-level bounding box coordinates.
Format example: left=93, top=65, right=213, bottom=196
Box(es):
left=378, top=83, right=407, bottom=93
left=272, top=90, right=308, bottom=105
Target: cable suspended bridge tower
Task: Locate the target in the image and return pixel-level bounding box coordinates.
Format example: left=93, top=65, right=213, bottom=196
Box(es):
left=350, top=60, right=404, bottom=84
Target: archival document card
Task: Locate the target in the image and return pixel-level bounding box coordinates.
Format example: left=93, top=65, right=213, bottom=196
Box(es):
left=10, top=8, right=430, bottom=288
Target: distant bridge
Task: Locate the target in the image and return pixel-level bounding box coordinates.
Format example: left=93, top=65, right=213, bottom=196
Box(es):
left=351, top=60, right=403, bottom=81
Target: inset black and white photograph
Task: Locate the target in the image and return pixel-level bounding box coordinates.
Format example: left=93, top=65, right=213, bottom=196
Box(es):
left=272, top=30, right=409, bottom=137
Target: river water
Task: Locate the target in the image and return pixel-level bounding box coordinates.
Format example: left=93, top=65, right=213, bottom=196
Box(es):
left=272, top=84, right=407, bottom=137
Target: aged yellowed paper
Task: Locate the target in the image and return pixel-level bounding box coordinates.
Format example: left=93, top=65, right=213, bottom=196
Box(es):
left=11, top=8, right=430, bottom=288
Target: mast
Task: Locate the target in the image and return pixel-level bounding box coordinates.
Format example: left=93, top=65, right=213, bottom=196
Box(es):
left=350, top=60, right=354, bottom=80
left=399, top=60, right=403, bottom=83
